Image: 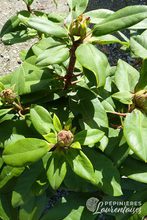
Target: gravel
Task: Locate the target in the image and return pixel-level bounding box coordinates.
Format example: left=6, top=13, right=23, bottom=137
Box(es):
left=1, top=0, right=146, bottom=76
left=0, top=0, right=68, bottom=76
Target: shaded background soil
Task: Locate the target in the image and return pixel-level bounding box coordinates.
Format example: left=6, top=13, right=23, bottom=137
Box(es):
left=0, top=0, right=146, bottom=75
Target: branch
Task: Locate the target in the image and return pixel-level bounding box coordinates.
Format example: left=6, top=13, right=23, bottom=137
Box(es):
left=108, top=111, right=127, bottom=117
left=64, top=39, right=82, bottom=89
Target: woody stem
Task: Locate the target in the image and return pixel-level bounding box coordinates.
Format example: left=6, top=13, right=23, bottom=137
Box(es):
left=64, top=39, right=82, bottom=89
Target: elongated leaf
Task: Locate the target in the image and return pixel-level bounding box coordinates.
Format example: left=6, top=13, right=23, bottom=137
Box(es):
left=135, top=59, right=147, bottom=91
left=9, top=60, right=56, bottom=95
left=0, top=15, right=20, bottom=37
left=89, top=35, right=128, bottom=46
left=36, top=45, right=69, bottom=66
left=0, top=109, right=12, bottom=117
left=53, top=114, right=62, bottom=132
left=70, top=87, right=108, bottom=128
left=0, top=193, right=18, bottom=220
left=112, top=91, right=133, bottom=104
left=68, top=0, right=88, bottom=16
left=70, top=142, right=81, bottom=149
left=41, top=192, right=95, bottom=220
left=10, top=63, right=25, bottom=95
left=74, top=129, right=104, bottom=146
left=30, top=105, right=54, bottom=135
left=3, top=138, right=50, bottom=167
left=23, top=0, right=34, bottom=5
left=84, top=9, right=113, bottom=24
left=12, top=161, right=43, bottom=207
left=130, top=35, right=147, bottom=59
left=66, top=149, right=96, bottom=185
left=0, top=196, right=9, bottom=220
left=83, top=148, right=122, bottom=196
left=43, top=132, right=57, bottom=144
left=27, top=17, right=67, bottom=37
left=129, top=18, right=147, bottom=29
left=93, top=6, right=147, bottom=36
left=76, top=43, right=109, bottom=87
left=0, top=166, right=24, bottom=189
left=2, top=29, right=36, bottom=45
left=46, top=151, right=67, bottom=189
left=124, top=110, right=147, bottom=162
left=115, top=59, right=139, bottom=92
left=120, top=157, right=147, bottom=184
left=19, top=194, right=46, bottom=220
left=32, top=37, right=62, bottom=56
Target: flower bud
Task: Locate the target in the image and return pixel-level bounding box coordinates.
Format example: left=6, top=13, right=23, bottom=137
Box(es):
left=0, top=89, right=17, bottom=104
left=69, top=15, right=90, bottom=39
left=57, top=130, right=74, bottom=147
left=134, top=90, right=147, bottom=113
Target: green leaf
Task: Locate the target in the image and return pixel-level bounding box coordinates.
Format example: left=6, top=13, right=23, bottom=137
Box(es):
left=124, top=110, right=147, bottom=162
left=130, top=35, right=147, bottom=59
left=84, top=9, right=113, bottom=24
left=19, top=194, right=46, bottom=220
left=12, top=161, right=43, bottom=207
left=10, top=63, right=25, bottom=95
left=3, top=138, right=50, bottom=167
left=70, top=141, right=81, bottom=149
left=70, top=87, right=108, bottom=128
left=0, top=82, right=5, bottom=91
left=112, top=91, right=133, bottom=104
left=0, top=109, right=12, bottom=117
left=76, top=43, right=109, bottom=87
left=0, top=15, right=20, bottom=37
left=129, top=18, right=147, bottom=29
left=0, top=158, right=3, bottom=169
left=36, top=45, right=69, bottom=66
left=32, top=37, right=62, bottom=56
left=23, top=0, right=34, bottom=6
left=0, top=166, right=24, bottom=189
left=0, top=193, right=18, bottom=220
left=93, top=5, right=147, bottom=36
left=83, top=148, right=122, bottom=196
left=9, top=60, right=57, bottom=95
left=135, top=59, right=147, bottom=91
left=27, top=17, right=68, bottom=37
left=40, top=192, right=95, bottom=220
left=65, top=149, right=96, bottom=185
left=89, top=34, right=128, bottom=46
left=53, top=114, right=62, bottom=132
left=43, top=132, right=57, bottom=144
left=2, top=29, right=36, bottom=45
left=46, top=151, right=67, bottom=189
left=30, top=105, right=54, bottom=135
left=120, top=157, right=147, bottom=184
left=114, top=59, right=139, bottom=92
left=68, top=0, right=88, bottom=16
left=128, top=202, right=147, bottom=220
left=74, top=129, right=104, bottom=146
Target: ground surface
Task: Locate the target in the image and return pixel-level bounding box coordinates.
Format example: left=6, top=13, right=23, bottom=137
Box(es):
left=0, top=0, right=146, bottom=75
left=0, top=0, right=68, bottom=75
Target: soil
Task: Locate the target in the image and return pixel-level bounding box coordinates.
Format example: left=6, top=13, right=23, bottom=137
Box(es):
left=0, top=0, right=146, bottom=76
left=0, top=0, right=68, bottom=76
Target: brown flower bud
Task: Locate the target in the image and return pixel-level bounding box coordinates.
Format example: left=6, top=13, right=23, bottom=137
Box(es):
left=57, top=130, right=74, bottom=147
left=134, top=90, right=147, bottom=113
left=0, top=89, right=16, bottom=104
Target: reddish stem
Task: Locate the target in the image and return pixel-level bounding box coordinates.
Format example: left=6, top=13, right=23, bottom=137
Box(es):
left=64, top=39, right=82, bottom=89
left=27, top=4, right=32, bottom=12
